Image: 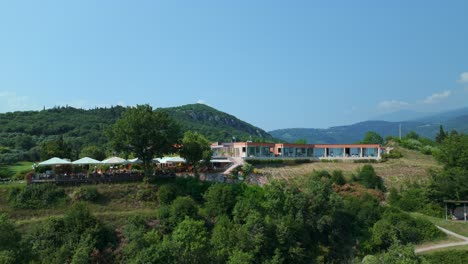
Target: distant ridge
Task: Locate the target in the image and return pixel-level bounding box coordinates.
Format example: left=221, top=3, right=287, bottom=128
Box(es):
left=270, top=107, right=468, bottom=143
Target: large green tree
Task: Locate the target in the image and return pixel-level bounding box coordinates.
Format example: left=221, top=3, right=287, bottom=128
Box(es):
left=430, top=132, right=468, bottom=200
left=362, top=131, right=384, bottom=145
left=179, top=131, right=212, bottom=171
left=79, top=145, right=106, bottom=160
left=109, top=104, right=181, bottom=174
left=435, top=125, right=447, bottom=144
left=40, top=136, right=72, bottom=160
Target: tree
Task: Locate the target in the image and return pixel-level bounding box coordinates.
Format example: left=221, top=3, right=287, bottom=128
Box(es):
left=171, top=217, right=209, bottom=264
left=109, top=105, right=181, bottom=174
left=294, top=139, right=307, bottom=144
left=435, top=133, right=468, bottom=170
left=203, top=184, right=238, bottom=218
left=405, top=131, right=420, bottom=140
left=435, top=125, right=447, bottom=144
left=79, top=146, right=106, bottom=161
left=14, top=134, right=35, bottom=150
left=362, top=132, right=384, bottom=145
left=179, top=131, right=212, bottom=172
left=40, top=136, right=72, bottom=160
left=0, top=214, right=21, bottom=254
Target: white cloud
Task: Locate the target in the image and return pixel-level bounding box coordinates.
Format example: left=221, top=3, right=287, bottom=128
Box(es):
left=196, top=99, right=206, bottom=105
left=0, top=91, right=34, bottom=112
left=378, top=100, right=410, bottom=111
left=458, top=72, right=468, bottom=83
left=423, top=90, right=451, bottom=104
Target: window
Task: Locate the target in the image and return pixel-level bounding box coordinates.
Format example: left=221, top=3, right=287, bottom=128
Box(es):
left=278, top=148, right=282, bottom=153
left=242, top=147, right=246, bottom=153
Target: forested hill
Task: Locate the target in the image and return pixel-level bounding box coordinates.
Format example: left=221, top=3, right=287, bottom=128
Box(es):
left=0, top=104, right=273, bottom=163
left=163, top=104, right=273, bottom=142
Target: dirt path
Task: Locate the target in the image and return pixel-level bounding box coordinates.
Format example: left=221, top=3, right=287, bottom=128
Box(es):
left=415, top=225, right=468, bottom=253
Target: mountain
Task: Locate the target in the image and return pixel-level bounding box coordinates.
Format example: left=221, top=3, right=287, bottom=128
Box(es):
left=163, top=104, right=273, bottom=142
left=0, top=104, right=273, bottom=163
left=270, top=107, right=468, bottom=144
left=372, top=110, right=434, bottom=122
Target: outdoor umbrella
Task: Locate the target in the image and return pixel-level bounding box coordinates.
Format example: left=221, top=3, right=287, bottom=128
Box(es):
left=38, top=157, right=72, bottom=166
left=101, top=157, right=129, bottom=165
left=72, top=157, right=101, bottom=165
left=128, top=158, right=143, bottom=164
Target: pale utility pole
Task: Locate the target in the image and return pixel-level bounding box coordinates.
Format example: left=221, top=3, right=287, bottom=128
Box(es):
left=399, top=123, right=402, bottom=140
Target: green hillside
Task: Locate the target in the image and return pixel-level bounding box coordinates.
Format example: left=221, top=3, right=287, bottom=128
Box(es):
left=0, top=104, right=273, bottom=164
left=163, top=104, right=273, bottom=142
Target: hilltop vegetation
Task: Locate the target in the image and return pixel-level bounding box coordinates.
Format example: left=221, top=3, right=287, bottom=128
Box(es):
left=0, top=104, right=273, bottom=165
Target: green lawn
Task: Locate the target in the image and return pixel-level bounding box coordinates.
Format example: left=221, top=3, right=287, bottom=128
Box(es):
left=419, top=244, right=468, bottom=254
left=412, top=212, right=468, bottom=237
left=0, top=161, right=34, bottom=179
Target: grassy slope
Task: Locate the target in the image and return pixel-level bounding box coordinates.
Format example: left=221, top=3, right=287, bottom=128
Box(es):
left=0, top=183, right=158, bottom=232
left=260, top=146, right=440, bottom=189
left=0, top=162, right=34, bottom=178
left=412, top=212, right=468, bottom=237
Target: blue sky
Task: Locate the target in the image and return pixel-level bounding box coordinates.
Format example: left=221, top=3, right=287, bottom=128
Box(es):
left=1, top=0, right=467, bottom=130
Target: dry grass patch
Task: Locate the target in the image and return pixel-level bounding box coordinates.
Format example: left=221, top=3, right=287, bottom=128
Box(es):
left=261, top=147, right=440, bottom=190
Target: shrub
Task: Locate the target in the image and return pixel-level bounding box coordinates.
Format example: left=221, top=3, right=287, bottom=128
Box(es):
left=203, top=184, right=239, bottom=218
left=174, top=177, right=211, bottom=202
left=381, top=149, right=403, bottom=160
left=355, top=165, right=385, bottom=191
left=246, top=159, right=313, bottom=165
left=169, top=196, right=199, bottom=225
left=157, top=185, right=177, bottom=205
left=423, top=249, right=468, bottom=264
left=70, top=186, right=100, bottom=202
left=330, top=170, right=346, bottom=185
left=353, top=159, right=378, bottom=163
left=135, top=186, right=157, bottom=202
left=371, top=208, right=444, bottom=250
left=9, top=184, right=67, bottom=209
left=400, top=139, right=423, bottom=150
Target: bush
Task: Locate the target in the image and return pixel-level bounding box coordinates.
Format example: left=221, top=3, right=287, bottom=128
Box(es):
left=371, top=208, right=444, bottom=250
left=321, top=159, right=342, bottom=163
left=381, top=149, right=403, bottom=160
left=9, top=184, right=67, bottom=209
left=70, top=186, right=100, bottom=202
left=157, top=184, right=177, bottom=205
left=355, top=165, right=385, bottom=191
left=169, top=196, right=199, bottom=225
left=421, top=145, right=437, bottom=155
left=400, top=139, right=423, bottom=150
left=353, top=159, right=378, bottom=163
left=330, top=170, right=346, bottom=185
left=174, top=177, right=211, bottom=202
left=423, top=249, right=468, bottom=264
left=245, top=159, right=313, bottom=166
left=203, top=184, right=239, bottom=218
left=135, top=186, right=157, bottom=202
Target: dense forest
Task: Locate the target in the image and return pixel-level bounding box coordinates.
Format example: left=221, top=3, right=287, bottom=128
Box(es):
left=0, top=166, right=451, bottom=263
left=0, top=104, right=274, bottom=164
